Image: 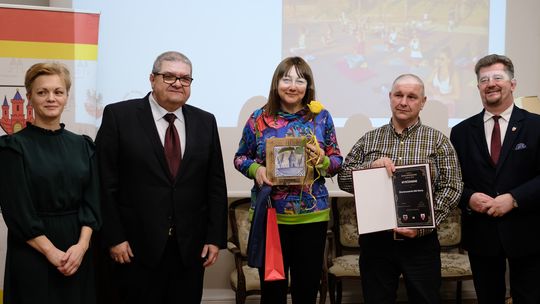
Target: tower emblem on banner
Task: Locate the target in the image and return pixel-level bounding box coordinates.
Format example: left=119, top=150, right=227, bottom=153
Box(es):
left=1, top=90, right=34, bottom=135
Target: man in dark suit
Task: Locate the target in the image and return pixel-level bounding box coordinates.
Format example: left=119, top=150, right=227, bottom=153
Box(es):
left=95, top=51, right=227, bottom=304
left=450, top=54, right=540, bottom=304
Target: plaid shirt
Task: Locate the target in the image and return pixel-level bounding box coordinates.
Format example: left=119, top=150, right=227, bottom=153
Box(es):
left=338, top=119, right=463, bottom=236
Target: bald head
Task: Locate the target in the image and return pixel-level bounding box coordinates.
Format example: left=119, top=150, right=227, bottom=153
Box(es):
left=388, top=73, right=427, bottom=132
left=391, top=74, right=425, bottom=96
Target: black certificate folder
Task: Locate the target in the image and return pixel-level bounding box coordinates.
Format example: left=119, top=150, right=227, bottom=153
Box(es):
left=352, top=164, right=435, bottom=234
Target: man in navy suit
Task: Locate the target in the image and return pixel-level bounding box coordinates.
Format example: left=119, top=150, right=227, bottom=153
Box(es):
left=95, top=51, right=227, bottom=304
left=450, top=54, right=540, bottom=304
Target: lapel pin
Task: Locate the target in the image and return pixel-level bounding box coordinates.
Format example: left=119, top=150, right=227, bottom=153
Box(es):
left=512, top=127, right=517, bottom=132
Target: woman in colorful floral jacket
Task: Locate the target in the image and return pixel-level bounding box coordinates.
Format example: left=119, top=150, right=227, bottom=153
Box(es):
left=234, top=56, right=342, bottom=304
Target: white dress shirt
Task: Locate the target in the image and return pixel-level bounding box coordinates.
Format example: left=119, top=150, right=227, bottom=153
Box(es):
left=483, top=103, right=513, bottom=155
left=149, top=93, right=186, bottom=158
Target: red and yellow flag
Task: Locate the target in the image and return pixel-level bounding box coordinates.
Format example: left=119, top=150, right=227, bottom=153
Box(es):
left=0, top=6, right=99, bottom=60
left=0, top=5, right=100, bottom=136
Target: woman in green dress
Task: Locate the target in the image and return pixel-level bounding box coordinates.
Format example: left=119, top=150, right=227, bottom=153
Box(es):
left=0, top=62, right=101, bottom=304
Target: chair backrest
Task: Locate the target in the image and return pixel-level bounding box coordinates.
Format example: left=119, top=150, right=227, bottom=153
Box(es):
left=237, top=96, right=266, bottom=127
left=437, top=208, right=462, bottom=248
left=331, top=198, right=462, bottom=248
left=229, top=198, right=252, bottom=257
left=339, top=113, right=373, bottom=155
left=331, top=197, right=360, bottom=255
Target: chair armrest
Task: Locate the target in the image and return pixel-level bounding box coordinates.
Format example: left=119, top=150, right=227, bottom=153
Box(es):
left=227, top=241, right=247, bottom=279
left=227, top=241, right=241, bottom=255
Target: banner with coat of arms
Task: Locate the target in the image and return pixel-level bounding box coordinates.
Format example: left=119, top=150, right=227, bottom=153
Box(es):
left=0, top=4, right=100, bottom=299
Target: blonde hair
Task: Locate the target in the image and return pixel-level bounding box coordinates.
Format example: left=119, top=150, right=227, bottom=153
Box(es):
left=25, top=62, right=72, bottom=93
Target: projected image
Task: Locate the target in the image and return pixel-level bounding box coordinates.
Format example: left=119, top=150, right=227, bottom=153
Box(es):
left=283, top=0, right=490, bottom=122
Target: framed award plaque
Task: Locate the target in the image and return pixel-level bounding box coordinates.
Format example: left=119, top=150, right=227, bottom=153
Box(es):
left=266, top=137, right=314, bottom=185
left=392, top=165, right=435, bottom=228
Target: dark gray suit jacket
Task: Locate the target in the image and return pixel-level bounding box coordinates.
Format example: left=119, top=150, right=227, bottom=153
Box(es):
left=450, top=106, right=540, bottom=257
left=96, top=93, right=227, bottom=267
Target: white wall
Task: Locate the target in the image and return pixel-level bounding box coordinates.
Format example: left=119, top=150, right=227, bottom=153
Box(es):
left=506, top=1, right=540, bottom=100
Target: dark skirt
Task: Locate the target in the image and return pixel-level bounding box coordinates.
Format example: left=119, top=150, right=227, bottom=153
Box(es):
left=3, top=213, right=96, bottom=304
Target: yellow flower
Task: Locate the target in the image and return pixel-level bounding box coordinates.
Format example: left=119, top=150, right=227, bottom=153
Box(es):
left=307, top=100, right=324, bottom=114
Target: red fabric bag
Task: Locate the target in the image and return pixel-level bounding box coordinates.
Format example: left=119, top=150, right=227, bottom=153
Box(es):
left=264, top=207, right=286, bottom=281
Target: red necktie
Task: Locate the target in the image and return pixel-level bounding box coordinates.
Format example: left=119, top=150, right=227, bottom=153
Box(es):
left=164, top=113, right=181, bottom=178
left=490, top=115, right=501, bottom=165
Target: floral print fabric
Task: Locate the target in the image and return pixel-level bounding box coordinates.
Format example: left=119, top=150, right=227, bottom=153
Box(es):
left=234, top=107, right=342, bottom=221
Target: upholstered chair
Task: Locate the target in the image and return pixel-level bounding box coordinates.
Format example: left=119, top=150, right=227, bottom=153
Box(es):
left=325, top=197, right=360, bottom=304
left=228, top=198, right=261, bottom=304
left=438, top=208, right=473, bottom=304
left=228, top=198, right=328, bottom=304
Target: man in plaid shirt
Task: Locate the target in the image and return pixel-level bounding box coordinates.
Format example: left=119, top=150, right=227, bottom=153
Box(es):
left=338, top=74, right=463, bottom=304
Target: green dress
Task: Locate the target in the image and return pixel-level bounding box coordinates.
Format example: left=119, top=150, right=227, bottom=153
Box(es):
left=0, top=123, right=101, bottom=304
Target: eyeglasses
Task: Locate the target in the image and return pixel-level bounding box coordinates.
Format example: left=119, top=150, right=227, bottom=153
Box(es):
left=155, top=73, right=194, bottom=86
left=478, top=73, right=510, bottom=85
left=280, top=76, right=307, bottom=87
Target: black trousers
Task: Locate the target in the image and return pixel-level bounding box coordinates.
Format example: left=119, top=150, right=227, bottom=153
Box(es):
left=258, top=221, right=328, bottom=304
left=468, top=252, right=540, bottom=304
left=359, top=231, right=441, bottom=304
left=106, top=237, right=205, bottom=304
